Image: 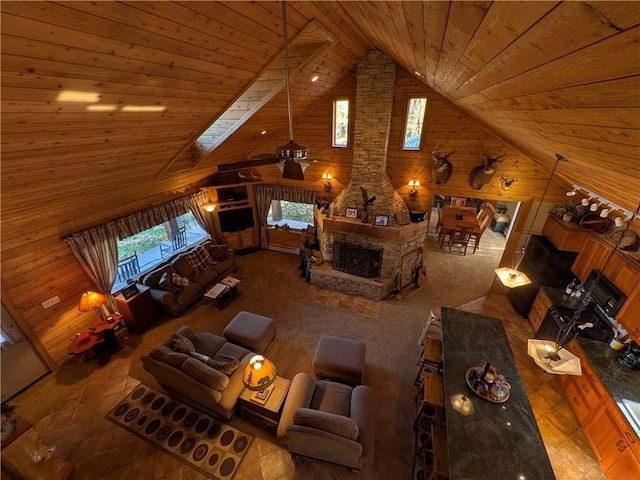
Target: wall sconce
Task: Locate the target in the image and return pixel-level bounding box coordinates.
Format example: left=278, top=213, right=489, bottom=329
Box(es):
left=500, top=176, right=517, bottom=191
left=322, top=173, right=332, bottom=192
left=204, top=203, right=216, bottom=212
left=408, top=179, right=420, bottom=200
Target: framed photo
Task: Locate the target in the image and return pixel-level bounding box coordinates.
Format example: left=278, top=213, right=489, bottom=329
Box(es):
left=346, top=208, right=358, bottom=219
left=120, top=284, right=139, bottom=300
left=374, top=214, right=389, bottom=226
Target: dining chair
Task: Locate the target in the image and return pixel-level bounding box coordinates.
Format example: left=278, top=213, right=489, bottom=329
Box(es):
left=414, top=337, right=443, bottom=386
left=420, top=425, right=449, bottom=480
left=469, top=215, right=491, bottom=254
left=447, top=225, right=473, bottom=255
left=435, top=206, right=444, bottom=235
left=450, top=196, right=466, bottom=207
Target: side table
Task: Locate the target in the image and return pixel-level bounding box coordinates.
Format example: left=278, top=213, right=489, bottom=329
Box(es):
left=115, top=284, right=160, bottom=334
left=67, top=316, right=125, bottom=365
left=237, top=376, right=291, bottom=428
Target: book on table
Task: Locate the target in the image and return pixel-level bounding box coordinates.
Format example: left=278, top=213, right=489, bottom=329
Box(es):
left=205, top=283, right=228, bottom=299
left=220, top=276, right=240, bottom=288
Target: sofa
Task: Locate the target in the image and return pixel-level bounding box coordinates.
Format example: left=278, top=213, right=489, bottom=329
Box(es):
left=137, top=240, right=236, bottom=315
left=140, top=326, right=253, bottom=420
left=277, top=372, right=375, bottom=470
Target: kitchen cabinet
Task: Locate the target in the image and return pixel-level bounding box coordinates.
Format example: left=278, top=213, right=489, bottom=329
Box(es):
left=585, top=398, right=640, bottom=479
left=571, top=234, right=610, bottom=282
left=617, top=285, right=640, bottom=339
left=604, top=253, right=640, bottom=296
left=542, top=215, right=589, bottom=252
left=528, top=288, right=552, bottom=333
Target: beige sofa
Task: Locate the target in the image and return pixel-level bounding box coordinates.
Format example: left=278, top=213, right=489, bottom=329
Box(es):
left=277, top=372, right=375, bottom=470
left=140, top=326, right=253, bottom=420
left=137, top=241, right=235, bottom=316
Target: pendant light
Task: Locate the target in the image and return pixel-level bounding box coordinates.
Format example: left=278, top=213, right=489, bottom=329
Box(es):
left=275, top=0, right=307, bottom=179
left=495, top=153, right=568, bottom=288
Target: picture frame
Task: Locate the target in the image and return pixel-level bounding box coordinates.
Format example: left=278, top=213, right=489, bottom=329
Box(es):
left=345, top=208, right=358, bottom=219
left=374, top=214, right=389, bottom=227
left=120, top=284, right=139, bottom=300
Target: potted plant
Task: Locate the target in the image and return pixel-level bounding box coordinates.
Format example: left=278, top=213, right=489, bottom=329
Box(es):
left=1, top=400, right=17, bottom=440
left=551, top=202, right=587, bottom=223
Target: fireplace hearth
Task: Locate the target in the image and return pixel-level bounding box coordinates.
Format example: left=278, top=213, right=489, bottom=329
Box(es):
left=333, top=242, right=382, bottom=278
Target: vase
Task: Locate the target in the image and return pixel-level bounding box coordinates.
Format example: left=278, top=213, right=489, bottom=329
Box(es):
left=361, top=210, right=368, bottom=223
left=562, top=213, right=572, bottom=223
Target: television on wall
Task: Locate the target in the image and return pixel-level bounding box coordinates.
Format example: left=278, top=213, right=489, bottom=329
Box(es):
left=218, top=207, right=255, bottom=233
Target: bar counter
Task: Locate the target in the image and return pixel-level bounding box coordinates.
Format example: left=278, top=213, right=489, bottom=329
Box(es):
left=441, top=307, right=555, bottom=479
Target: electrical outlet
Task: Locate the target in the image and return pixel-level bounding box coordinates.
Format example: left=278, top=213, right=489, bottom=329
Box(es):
left=41, top=296, right=60, bottom=309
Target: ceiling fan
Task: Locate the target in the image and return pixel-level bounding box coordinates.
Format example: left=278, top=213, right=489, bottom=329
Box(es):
left=219, top=1, right=310, bottom=180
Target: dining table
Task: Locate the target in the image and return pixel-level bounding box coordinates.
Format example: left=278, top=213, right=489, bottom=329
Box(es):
left=440, top=307, right=556, bottom=479
left=439, top=206, right=479, bottom=247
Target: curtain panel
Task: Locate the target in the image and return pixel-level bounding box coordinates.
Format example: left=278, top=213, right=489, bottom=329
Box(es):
left=253, top=185, right=317, bottom=247
left=63, top=191, right=210, bottom=299
left=187, top=191, right=218, bottom=243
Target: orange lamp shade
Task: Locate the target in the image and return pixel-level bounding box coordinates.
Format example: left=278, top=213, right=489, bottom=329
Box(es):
left=78, top=291, right=108, bottom=312
left=243, top=355, right=276, bottom=391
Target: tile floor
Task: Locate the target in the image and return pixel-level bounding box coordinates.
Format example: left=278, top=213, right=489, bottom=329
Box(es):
left=3, top=227, right=607, bottom=480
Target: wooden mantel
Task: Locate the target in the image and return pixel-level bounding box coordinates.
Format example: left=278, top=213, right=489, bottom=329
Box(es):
left=319, top=216, right=429, bottom=242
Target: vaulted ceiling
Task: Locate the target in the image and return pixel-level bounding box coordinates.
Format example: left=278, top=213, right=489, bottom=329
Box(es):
left=2, top=1, right=639, bottom=235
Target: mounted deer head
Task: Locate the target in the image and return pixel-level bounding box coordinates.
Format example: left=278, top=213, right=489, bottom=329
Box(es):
left=469, top=153, right=505, bottom=190
left=431, top=144, right=455, bottom=185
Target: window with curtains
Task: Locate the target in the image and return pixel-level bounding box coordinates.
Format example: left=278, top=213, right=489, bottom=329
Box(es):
left=267, top=200, right=314, bottom=230
left=111, top=212, right=208, bottom=293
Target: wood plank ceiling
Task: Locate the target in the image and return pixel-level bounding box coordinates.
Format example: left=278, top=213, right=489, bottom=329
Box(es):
left=1, top=2, right=639, bottom=365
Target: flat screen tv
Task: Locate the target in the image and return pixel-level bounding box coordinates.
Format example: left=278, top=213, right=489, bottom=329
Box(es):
left=218, top=207, right=254, bottom=232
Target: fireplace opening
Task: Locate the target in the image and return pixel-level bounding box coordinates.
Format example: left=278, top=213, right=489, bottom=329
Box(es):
left=333, top=242, right=382, bottom=278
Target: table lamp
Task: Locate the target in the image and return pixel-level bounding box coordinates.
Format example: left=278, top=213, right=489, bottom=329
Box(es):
left=243, top=355, right=276, bottom=403
left=78, top=291, right=108, bottom=321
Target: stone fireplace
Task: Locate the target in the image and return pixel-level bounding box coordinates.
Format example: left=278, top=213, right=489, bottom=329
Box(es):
left=310, top=51, right=429, bottom=300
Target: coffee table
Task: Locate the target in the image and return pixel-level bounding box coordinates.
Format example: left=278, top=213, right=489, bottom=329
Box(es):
left=204, top=275, right=241, bottom=310
left=237, top=376, right=291, bottom=428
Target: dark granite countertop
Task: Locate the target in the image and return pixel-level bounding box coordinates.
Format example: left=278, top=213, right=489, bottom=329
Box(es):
left=541, top=286, right=582, bottom=310
left=441, top=307, right=555, bottom=480
left=577, top=337, right=640, bottom=438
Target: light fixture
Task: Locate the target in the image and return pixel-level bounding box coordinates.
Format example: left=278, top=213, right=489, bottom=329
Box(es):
left=204, top=203, right=216, bottom=213
left=322, top=173, right=333, bottom=192
left=275, top=1, right=308, bottom=178
left=311, top=74, right=319, bottom=82
left=565, top=188, right=577, bottom=197
left=78, top=291, right=108, bottom=321
left=615, top=216, right=627, bottom=227
left=500, top=176, right=517, bottom=191
left=243, top=354, right=276, bottom=403
left=121, top=105, right=166, bottom=112
left=590, top=202, right=599, bottom=212
left=581, top=198, right=590, bottom=206
left=527, top=339, right=582, bottom=375
left=86, top=104, right=118, bottom=112
left=599, top=208, right=610, bottom=218
left=495, top=153, right=567, bottom=288
left=408, top=179, right=420, bottom=200
left=261, top=130, right=267, bottom=135
left=56, top=90, right=100, bottom=103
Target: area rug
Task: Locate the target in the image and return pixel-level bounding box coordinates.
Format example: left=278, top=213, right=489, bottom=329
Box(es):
left=106, top=384, right=253, bottom=480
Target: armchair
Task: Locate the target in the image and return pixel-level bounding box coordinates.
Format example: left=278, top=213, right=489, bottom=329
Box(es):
left=277, top=373, right=375, bottom=470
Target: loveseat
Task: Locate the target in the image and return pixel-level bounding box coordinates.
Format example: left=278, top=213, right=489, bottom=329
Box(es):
left=137, top=240, right=235, bottom=315
left=140, top=326, right=253, bottom=420
left=277, top=372, right=375, bottom=470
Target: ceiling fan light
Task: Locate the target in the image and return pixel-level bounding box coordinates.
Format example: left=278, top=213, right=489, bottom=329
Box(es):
left=282, top=161, right=305, bottom=180
left=276, top=140, right=308, bottom=160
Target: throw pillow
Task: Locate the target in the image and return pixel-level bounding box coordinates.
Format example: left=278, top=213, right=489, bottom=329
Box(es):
left=207, top=358, right=240, bottom=375
left=159, top=271, right=180, bottom=294
left=188, top=351, right=240, bottom=375
left=170, top=272, right=189, bottom=288
left=184, top=247, right=212, bottom=275
left=172, top=333, right=196, bottom=353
